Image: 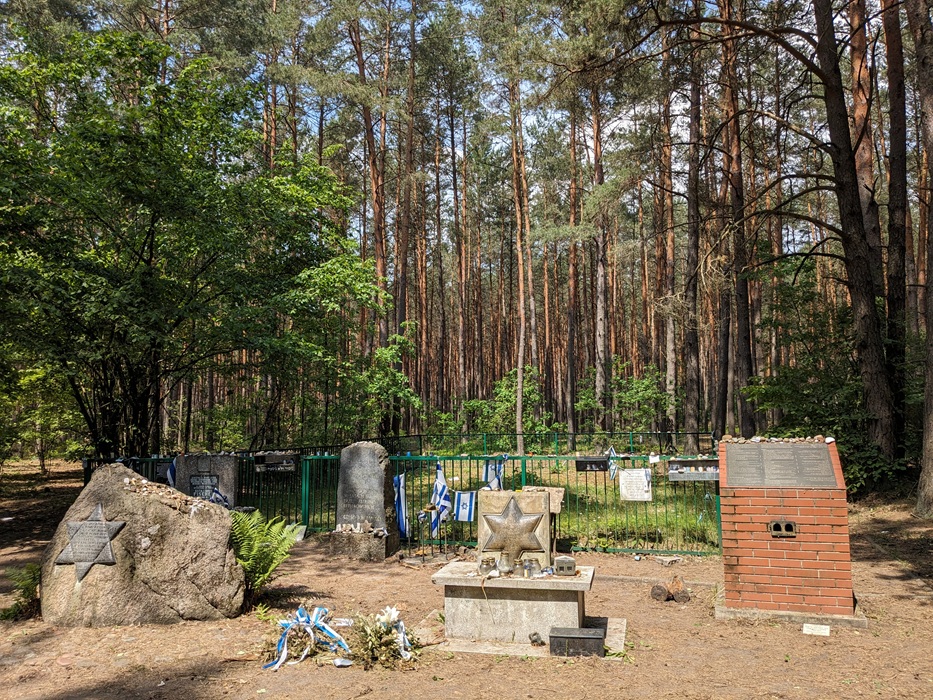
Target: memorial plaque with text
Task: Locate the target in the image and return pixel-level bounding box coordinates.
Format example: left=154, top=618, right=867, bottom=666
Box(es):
left=190, top=474, right=219, bottom=500
left=724, top=443, right=839, bottom=488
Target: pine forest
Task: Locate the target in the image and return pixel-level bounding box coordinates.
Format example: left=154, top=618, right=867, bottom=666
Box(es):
left=2, top=0, right=933, bottom=511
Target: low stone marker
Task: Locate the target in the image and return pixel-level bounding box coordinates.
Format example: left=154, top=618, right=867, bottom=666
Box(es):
left=175, top=453, right=239, bottom=507
left=329, top=441, right=399, bottom=561
left=41, top=463, right=244, bottom=626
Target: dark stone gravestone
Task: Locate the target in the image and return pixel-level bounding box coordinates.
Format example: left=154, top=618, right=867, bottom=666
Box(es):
left=175, top=454, right=238, bottom=507
left=329, top=441, right=399, bottom=561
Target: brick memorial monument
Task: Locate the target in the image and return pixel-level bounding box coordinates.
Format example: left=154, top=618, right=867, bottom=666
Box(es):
left=716, top=439, right=865, bottom=626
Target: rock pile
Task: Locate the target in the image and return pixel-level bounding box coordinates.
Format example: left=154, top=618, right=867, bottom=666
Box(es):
left=719, top=435, right=834, bottom=444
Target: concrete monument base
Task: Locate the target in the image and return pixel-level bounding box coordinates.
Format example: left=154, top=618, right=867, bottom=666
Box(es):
left=327, top=531, right=399, bottom=562
left=432, top=561, right=594, bottom=644
left=415, top=610, right=626, bottom=659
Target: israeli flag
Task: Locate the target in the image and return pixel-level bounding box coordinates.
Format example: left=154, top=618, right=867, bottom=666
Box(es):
left=210, top=487, right=230, bottom=509
left=482, top=457, right=504, bottom=490
left=608, top=446, right=619, bottom=480
left=429, top=462, right=451, bottom=537
left=167, top=457, right=177, bottom=488
left=393, top=473, right=409, bottom=538
left=453, top=491, right=476, bottom=522
left=482, top=459, right=501, bottom=483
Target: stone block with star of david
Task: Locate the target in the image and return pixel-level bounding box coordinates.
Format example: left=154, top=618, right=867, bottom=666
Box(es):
left=475, top=490, right=550, bottom=569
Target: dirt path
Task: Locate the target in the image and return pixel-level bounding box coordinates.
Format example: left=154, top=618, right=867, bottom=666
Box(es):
left=1, top=462, right=932, bottom=699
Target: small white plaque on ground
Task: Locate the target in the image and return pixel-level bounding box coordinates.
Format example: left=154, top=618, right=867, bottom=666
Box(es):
left=802, top=623, right=830, bottom=636
left=620, top=469, right=653, bottom=501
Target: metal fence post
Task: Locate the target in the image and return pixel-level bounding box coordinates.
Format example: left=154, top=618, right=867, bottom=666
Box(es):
left=301, top=456, right=311, bottom=527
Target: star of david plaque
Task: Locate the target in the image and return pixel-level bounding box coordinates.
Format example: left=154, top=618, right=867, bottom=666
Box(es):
left=476, top=491, right=550, bottom=567
left=55, top=503, right=125, bottom=582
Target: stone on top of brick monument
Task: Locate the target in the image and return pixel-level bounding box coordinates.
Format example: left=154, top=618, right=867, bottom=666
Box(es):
left=715, top=437, right=865, bottom=627
left=329, top=441, right=399, bottom=561
left=41, top=463, right=244, bottom=626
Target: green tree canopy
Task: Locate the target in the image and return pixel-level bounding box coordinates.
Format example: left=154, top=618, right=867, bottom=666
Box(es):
left=0, top=30, right=359, bottom=457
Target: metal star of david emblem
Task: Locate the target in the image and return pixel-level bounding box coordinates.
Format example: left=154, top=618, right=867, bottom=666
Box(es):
left=55, top=504, right=125, bottom=582
left=480, top=496, right=544, bottom=562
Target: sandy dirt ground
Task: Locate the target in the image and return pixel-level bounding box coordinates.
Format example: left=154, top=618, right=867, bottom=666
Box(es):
left=1, top=461, right=932, bottom=700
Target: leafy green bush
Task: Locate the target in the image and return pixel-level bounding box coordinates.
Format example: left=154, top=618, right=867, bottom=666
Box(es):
left=0, top=564, right=41, bottom=620
left=230, top=510, right=301, bottom=609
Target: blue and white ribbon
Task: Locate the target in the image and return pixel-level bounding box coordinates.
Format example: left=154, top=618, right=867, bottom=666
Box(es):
left=167, top=457, right=177, bottom=488
left=263, top=606, right=351, bottom=671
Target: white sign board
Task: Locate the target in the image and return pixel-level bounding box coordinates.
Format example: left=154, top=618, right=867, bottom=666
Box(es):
left=620, top=468, right=653, bottom=501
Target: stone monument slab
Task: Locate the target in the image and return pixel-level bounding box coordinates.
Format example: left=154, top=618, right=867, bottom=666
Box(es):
left=476, top=491, right=550, bottom=568
left=723, top=443, right=839, bottom=488
left=175, top=454, right=238, bottom=507
left=432, top=561, right=593, bottom=643
left=330, top=441, right=399, bottom=561
left=41, top=463, right=244, bottom=626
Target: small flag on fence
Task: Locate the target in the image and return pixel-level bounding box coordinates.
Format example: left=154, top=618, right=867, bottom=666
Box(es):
left=210, top=487, right=230, bottom=509
left=452, top=491, right=477, bottom=521
left=429, top=462, right=451, bottom=537
left=167, top=457, right=177, bottom=488
left=393, top=473, right=408, bottom=538
left=608, top=446, right=619, bottom=480
left=482, top=456, right=504, bottom=490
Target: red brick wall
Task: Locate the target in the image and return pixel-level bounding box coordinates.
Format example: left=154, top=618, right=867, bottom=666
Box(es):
left=718, top=443, right=855, bottom=616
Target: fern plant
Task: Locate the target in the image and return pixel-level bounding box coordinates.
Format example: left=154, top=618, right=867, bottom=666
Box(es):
left=0, top=563, right=41, bottom=620
left=230, top=510, right=301, bottom=609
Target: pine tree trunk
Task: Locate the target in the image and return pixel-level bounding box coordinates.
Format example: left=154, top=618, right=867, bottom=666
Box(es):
left=720, top=0, right=755, bottom=438
left=683, top=0, right=702, bottom=455
left=882, top=0, right=908, bottom=458
left=903, top=0, right=933, bottom=515
left=813, top=0, right=896, bottom=459
left=849, top=0, right=886, bottom=294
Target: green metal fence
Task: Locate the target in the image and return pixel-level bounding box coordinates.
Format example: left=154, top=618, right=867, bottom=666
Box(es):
left=95, top=445, right=720, bottom=555
left=234, top=453, right=720, bottom=556
left=236, top=455, right=339, bottom=531
left=392, top=455, right=720, bottom=555
left=388, top=432, right=716, bottom=457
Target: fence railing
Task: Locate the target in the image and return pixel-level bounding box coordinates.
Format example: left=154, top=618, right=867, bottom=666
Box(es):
left=233, top=453, right=720, bottom=556
left=85, top=443, right=721, bottom=556
left=390, top=455, right=720, bottom=555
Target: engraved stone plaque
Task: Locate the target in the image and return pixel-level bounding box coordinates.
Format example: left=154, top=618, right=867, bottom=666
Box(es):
left=724, top=443, right=839, bottom=488
left=476, top=491, right=550, bottom=568
left=190, top=474, right=219, bottom=500
left=54, top=503, right=125, bottom=582
left=336, top=442, right=392, bottom=530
